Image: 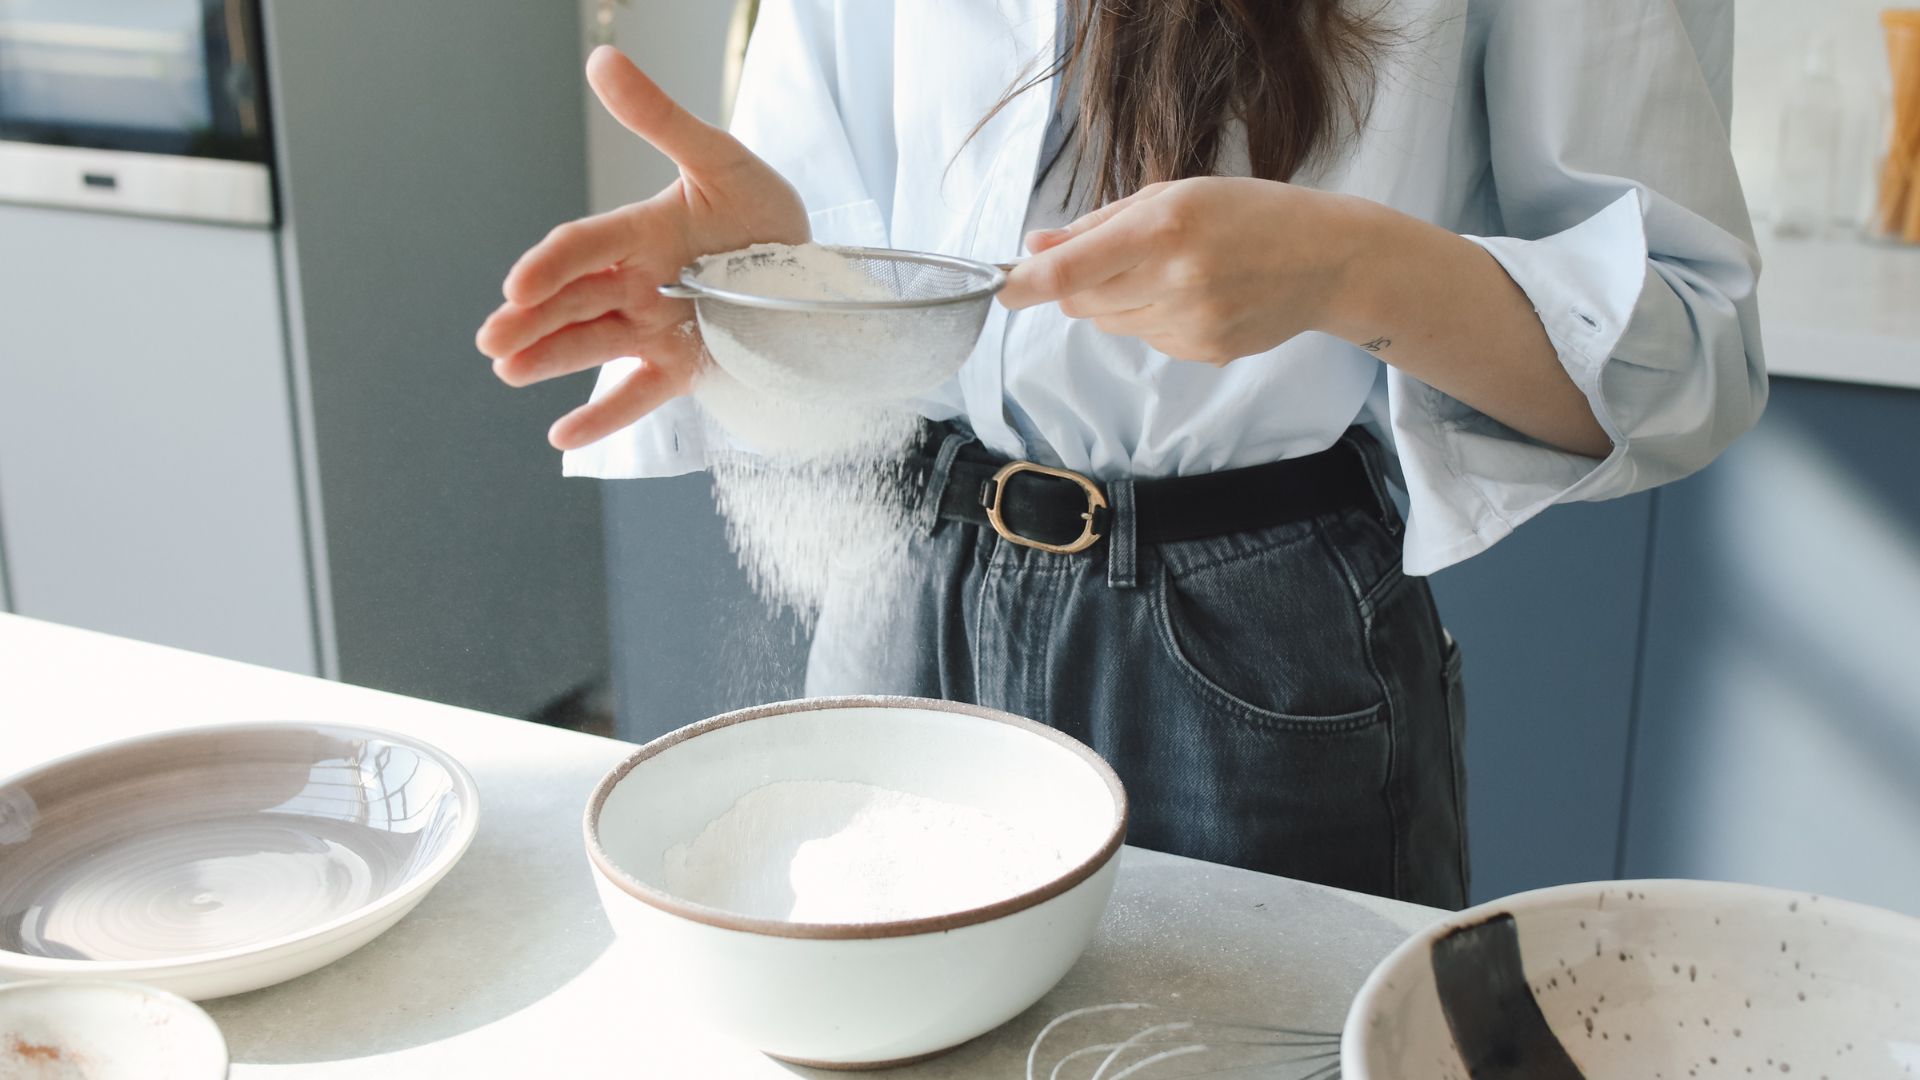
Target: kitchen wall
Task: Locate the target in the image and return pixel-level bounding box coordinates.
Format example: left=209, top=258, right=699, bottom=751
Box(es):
left=1732, top=0, right=1895, bottom=221
left=578, top=1, right=736, bottom=211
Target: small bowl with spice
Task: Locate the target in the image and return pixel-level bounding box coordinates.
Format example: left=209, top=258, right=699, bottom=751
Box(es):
left=583, top=696, right=1128, bottom=1070
left=0, top=979, right=228, bottom=1079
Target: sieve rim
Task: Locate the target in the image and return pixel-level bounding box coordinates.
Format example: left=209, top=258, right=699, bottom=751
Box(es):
left=661, top=244, right=1008, bottom=312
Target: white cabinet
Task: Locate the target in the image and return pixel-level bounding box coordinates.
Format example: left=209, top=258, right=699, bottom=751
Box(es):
left=0, top=206, right=317, bottom=673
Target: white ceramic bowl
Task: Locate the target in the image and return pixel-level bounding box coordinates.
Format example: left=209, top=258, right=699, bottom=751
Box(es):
left=0, top=979, right=228, bottom=1079
left=1344, top=878, right=1920, bottom=1079
left=584, top=696, right=1128, bottom=1070
left=0, top=722, right=479, bottom=1000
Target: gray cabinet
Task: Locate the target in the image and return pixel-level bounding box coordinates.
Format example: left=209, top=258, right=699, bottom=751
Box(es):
left=259, top=0, right=607, bottom=715
left=1428, top=494, right=1655, bottom=902
left=1436, top=377, right=1920, bottom=915
left=1624, top=379, right=1920, bottom=915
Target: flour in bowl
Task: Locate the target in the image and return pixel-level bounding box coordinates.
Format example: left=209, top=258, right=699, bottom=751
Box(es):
left=662, top=779, right=1070, bottom=923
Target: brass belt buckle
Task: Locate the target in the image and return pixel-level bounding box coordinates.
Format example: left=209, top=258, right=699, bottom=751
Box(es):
left=984, top=461, right=1109, bottom=555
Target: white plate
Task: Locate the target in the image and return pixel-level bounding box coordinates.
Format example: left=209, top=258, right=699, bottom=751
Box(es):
left=0, top=722, right=479, bottom=1000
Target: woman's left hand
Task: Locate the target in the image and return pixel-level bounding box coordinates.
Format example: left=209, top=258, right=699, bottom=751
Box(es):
left=997, top=176, right=1378, bottom=365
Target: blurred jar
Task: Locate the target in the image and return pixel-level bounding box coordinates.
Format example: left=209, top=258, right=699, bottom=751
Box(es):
left=1869, top=9, right=1920, bottom=243
left=1775, top=38, right=1844, bottom=239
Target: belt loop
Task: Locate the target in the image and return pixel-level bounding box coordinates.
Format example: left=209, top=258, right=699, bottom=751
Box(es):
left=918, top=430, right=975, bottom=535
left=1106, top=478, right=1138, bottom=589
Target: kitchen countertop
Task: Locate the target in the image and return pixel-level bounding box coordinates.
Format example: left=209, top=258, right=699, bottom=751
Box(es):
left=0, top=613, right=1445, bottom=1077
left=1756, top=232, right=1920, bottom=393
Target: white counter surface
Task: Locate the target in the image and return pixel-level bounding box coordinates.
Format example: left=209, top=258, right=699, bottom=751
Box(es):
left=0, top=613, right=1443, bottom=1077
left=1757, top=233, right=1920, bottom=393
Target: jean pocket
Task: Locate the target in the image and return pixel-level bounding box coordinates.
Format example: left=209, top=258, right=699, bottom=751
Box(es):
left=1148, top=537, right=1387, bottom=729
left=1135, top=561, right=1396, bottom=891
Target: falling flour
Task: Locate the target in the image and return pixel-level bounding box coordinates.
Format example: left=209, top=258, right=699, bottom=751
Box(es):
left=662, top=780, right=1069, bottom=922
left=686, top=241, right=930, bottom=627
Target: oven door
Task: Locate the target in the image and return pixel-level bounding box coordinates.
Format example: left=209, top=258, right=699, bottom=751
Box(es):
left=0, top=0, right=274, bottom=226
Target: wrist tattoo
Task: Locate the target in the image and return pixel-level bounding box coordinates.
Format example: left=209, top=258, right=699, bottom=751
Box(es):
left=1361, top=336, right=1392, bottom=353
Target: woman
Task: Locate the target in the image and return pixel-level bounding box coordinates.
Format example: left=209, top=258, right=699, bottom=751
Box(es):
left=476, top=0, right=1764, bottom=909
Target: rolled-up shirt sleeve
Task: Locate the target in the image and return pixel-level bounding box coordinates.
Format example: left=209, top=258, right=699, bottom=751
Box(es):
left=1386, top=0, right=1767, bottom=575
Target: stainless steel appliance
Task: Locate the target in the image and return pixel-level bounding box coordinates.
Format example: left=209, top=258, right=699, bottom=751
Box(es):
left=0, top=0, right=272, bottom=226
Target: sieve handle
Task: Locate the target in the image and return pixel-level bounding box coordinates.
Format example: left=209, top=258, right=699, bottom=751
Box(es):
left=657, top=282, right=701, bottom=300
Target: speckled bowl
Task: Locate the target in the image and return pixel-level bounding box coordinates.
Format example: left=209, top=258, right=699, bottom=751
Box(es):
left=584, top=696, right=1128, bottom=1070
left=1344, top=879, right=1920, bottom=1080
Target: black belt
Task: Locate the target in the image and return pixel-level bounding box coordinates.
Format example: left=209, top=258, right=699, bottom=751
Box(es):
left=918, top=431, right=1381, bottom=554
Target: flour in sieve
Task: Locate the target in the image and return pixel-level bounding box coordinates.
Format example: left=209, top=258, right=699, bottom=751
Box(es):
left=662, top=779, right=1069, bottom=923
left=696, top=241, right=893, bottom=302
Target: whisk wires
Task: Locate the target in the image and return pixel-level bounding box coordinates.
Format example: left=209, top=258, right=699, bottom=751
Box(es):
left=1027, top=1002, right=1343, bottom=1080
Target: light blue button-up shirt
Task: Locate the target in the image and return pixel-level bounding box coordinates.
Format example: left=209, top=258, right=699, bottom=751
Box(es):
left=565, top=0, right=1765, bottom=576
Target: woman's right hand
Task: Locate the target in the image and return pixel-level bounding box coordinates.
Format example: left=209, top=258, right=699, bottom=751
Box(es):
left=476, top=46, right=808, bottom=450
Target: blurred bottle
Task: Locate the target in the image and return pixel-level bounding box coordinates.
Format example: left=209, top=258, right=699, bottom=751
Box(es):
left=1869, top=9, right=1920, bottom=244
left=1775, top=37, right=1844, bottom=239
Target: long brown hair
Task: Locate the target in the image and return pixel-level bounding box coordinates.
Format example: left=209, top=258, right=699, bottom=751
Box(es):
left=981, top=0, right=1390, bottom=206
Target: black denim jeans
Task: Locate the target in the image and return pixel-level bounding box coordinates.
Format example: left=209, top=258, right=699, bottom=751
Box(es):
left=806, top=429, right=1470, bottom=909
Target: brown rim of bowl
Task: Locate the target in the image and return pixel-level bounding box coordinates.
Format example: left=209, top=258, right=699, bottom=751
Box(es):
left=582, top=695, right=1129, bottom=941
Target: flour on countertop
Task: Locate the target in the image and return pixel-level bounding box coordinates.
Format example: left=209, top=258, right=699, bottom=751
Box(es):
left=662, top=779, right=1069, bottom=923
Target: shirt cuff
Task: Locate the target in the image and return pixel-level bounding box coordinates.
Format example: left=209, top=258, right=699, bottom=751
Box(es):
left=1394, top=189, right=1650, bottom=574
left=1462, top=188, right=1647, bottom=482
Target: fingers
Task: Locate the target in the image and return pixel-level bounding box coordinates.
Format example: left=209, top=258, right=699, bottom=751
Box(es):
left=503, top=204, right=674, bottom=307
left=494, top=312, right=640, bottom=388
left=586, top=46, right=744, bottom=174
left=999, top=205, right=1152, bottom=309
left=479, top=269, right=627, bottom=358
left=1022, top=183, right=1166, bottom=253
left=548, top=341, right=700, bottom=450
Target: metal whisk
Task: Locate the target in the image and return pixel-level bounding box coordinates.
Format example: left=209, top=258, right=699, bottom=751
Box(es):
left=658, top=244, right=1008, bottom=406
left=1027, top=1003, right=1345, bottom=1080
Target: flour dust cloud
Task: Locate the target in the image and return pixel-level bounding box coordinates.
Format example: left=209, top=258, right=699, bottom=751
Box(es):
left=688, top=242, right=932, bottom=632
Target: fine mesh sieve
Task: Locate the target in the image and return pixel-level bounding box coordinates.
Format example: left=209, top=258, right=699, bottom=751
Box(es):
left=657, top=245, right=1010, bottom=405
